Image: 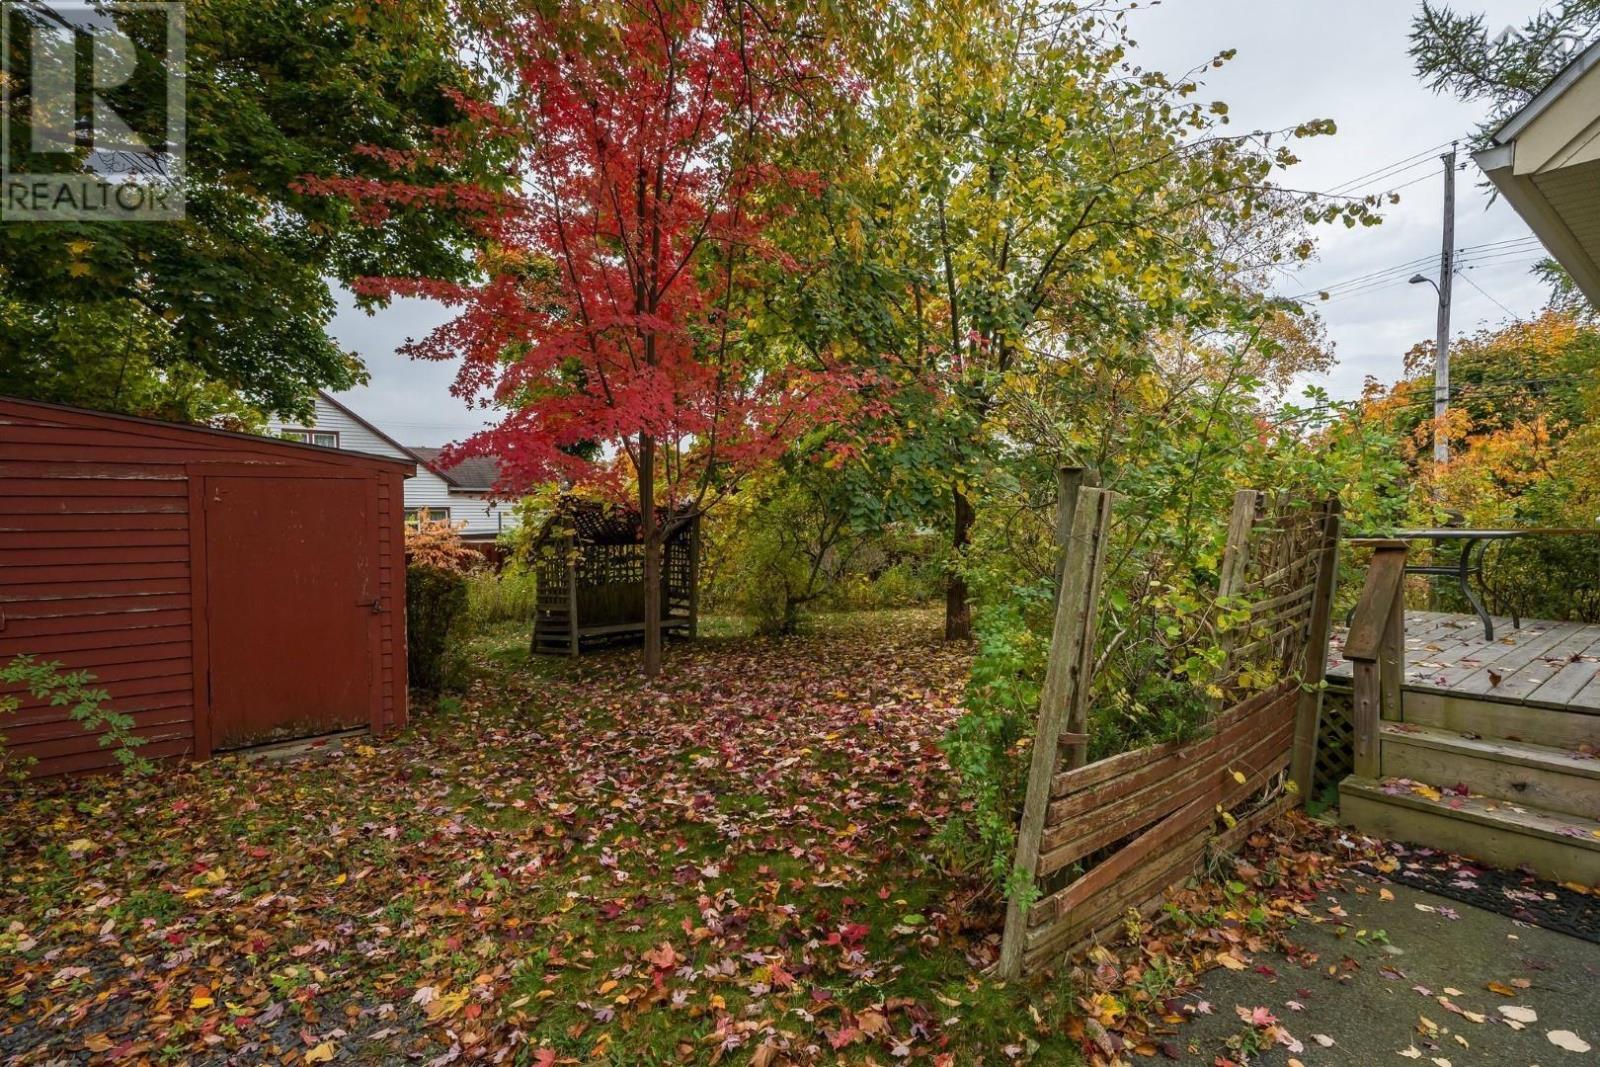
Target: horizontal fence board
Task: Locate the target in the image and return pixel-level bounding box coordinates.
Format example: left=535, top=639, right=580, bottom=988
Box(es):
left=1051, top=682, right=1293, bottom=800
left=1037, top=707, right=1294, bottom=877
left=1031, top=720, right=1294, bottom=927
left=1025, top=828, right=1211, bottom=970
left=1027, top=790, right=1301, bottom=969
left=1047, top=687, right=1295, bottom=822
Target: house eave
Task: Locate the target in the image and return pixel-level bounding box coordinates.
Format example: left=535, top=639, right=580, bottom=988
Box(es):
left=1475, top=144, right=1600, bottom=307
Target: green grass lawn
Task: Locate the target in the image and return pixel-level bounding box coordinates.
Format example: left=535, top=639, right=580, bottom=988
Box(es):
left=0, top=610, right=1090, bottom=1065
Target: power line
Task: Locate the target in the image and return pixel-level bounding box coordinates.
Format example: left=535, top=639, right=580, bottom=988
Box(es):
left=1454, top=268, right=1518, bottom=318
left=1320, top=140, right=1459, bottom=197
left=1282, top=238, right=1544, bottom=304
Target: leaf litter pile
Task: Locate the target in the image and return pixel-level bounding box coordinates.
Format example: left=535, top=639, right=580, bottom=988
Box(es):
left=2, top=611, right=1375, bottom=1065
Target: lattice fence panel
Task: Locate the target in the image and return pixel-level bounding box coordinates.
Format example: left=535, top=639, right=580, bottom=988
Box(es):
left=1217, top=495, right=1339, bottom=707
left=1314, top=692, right=1356, bottom=795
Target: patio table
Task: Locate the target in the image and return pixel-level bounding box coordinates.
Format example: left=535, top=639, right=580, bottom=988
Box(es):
left=1345, top=528, right=1599, bottom=641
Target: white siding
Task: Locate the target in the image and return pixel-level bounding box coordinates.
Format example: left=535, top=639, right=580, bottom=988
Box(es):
left=400, top=469, right=514, bottom=539
left=264, top=396, right=517, bottom=540
left=266, top=396, right=412, bottom=461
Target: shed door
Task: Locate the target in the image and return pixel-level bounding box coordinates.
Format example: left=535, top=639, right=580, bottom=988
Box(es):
left=203, top=475, right=377, bottom=750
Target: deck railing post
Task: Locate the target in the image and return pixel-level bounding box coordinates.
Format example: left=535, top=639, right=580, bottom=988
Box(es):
left=1380, top=573, right=1405, bottom=721
left=1345, top=541, right=1409, bottom=779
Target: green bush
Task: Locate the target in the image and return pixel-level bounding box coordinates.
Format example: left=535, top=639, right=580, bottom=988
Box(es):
left=407, top=564, right=470, bottom=693
left=1, top=655, right=149, bottom=786
left=703, top=476, right=942, bottom=635
left=465, top=566, right=539, bottom=631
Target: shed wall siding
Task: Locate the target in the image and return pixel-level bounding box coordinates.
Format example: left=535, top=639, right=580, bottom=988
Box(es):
left=1, top=399, right=409, bottom=777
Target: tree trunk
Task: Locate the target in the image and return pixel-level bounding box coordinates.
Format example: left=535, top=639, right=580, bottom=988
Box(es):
left=944, top=487, right=974, bottom=640
left=640, top=434, right=663, bottom=678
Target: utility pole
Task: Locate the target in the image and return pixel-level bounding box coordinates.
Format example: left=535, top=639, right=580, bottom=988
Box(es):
left=1433, top=145, right=1456, bottom=468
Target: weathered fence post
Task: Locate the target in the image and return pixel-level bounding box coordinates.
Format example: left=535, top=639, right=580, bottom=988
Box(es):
left=1345, top=541, right=1408, bottom=779
left=1289, top=498, right=1343, bottom=797
left=998, top=485, right=1114, bottom=980
left=1052, top=466, right=1094, bottom=595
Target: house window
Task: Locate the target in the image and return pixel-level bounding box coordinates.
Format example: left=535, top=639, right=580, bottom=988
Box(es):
left=405, top=507, right=452, bottom=525
left=282, top=428, right=339, bottom=448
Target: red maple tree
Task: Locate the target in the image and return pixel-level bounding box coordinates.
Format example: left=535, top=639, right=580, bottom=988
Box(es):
left=316, top=0, right=854, bottom=675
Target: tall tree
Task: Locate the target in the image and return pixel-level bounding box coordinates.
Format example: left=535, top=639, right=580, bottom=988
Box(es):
left=0, top=0, right=498, bottom=420
left=325, top=0, right=852, bottom=676
left=783, top=0, right=1381, bottom=638
left=1411, top=0, right=1600, bottom=137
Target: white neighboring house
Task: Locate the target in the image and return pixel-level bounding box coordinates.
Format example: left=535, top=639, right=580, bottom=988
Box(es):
left=264, top=392, right=517, bottom=542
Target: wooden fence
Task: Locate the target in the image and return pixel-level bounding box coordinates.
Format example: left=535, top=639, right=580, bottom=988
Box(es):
left=998, top=486, right=1342, bottom=978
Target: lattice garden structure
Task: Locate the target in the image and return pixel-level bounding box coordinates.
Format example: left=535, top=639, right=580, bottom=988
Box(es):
left=998, top=483, right=1342, bottom=978
left=531, top=498, right=701, bottom=656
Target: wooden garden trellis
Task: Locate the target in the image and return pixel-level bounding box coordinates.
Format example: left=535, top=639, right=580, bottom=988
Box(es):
left=997, top=484, right=1342, bottom=978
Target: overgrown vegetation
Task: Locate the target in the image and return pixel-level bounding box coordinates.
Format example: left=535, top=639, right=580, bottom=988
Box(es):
left=936, top=338, right=1408, bottom=888
left=0, top=656, right=149, bottom=790
left=703, top=471, right=941, bottom=634
left=406, top=565, right=471, bottom=694
left=465, top=565, right=540, bottom=630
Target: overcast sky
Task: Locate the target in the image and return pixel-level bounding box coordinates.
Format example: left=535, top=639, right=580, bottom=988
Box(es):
left=325, top=0, right=1553, bottom=446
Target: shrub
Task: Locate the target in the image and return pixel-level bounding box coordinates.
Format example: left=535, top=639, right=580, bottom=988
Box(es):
left=405, top=516, right=482, bottom=574
left=406, top=564, right=471, bottom=693
left=1, top=655, right=150, bottom=785
left=704, top=476, right=941, bottom=634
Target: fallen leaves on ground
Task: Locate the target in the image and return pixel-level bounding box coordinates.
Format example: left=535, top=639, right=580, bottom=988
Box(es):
left=0, top=612, right=1007, bottom=1063
left=0, top=610, right=1445, bottom=1065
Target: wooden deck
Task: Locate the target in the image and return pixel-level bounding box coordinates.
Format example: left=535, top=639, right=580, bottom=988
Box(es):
left=1328, top=610, right=1600, bottom=712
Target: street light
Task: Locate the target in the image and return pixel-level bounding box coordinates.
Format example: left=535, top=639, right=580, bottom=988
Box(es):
left=1410, top=273, right=1450, bottom=467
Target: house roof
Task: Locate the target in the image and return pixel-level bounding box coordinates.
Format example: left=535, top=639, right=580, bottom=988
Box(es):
left=1491, top=37, right=1600, bottom=145
left=406, top=446, right=502, bottom=492
left=312, top=391, right=507, bottom=492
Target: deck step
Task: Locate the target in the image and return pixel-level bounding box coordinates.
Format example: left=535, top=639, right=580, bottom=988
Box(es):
left=1398, top=688, right=1600, bottom=750
left=1340, top=775, right=1600, bottom=886
left=1380, top=722, right=1600, bottom=820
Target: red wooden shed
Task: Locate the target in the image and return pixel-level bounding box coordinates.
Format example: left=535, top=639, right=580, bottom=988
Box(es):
left=0, top=395, right=413, bottom=777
